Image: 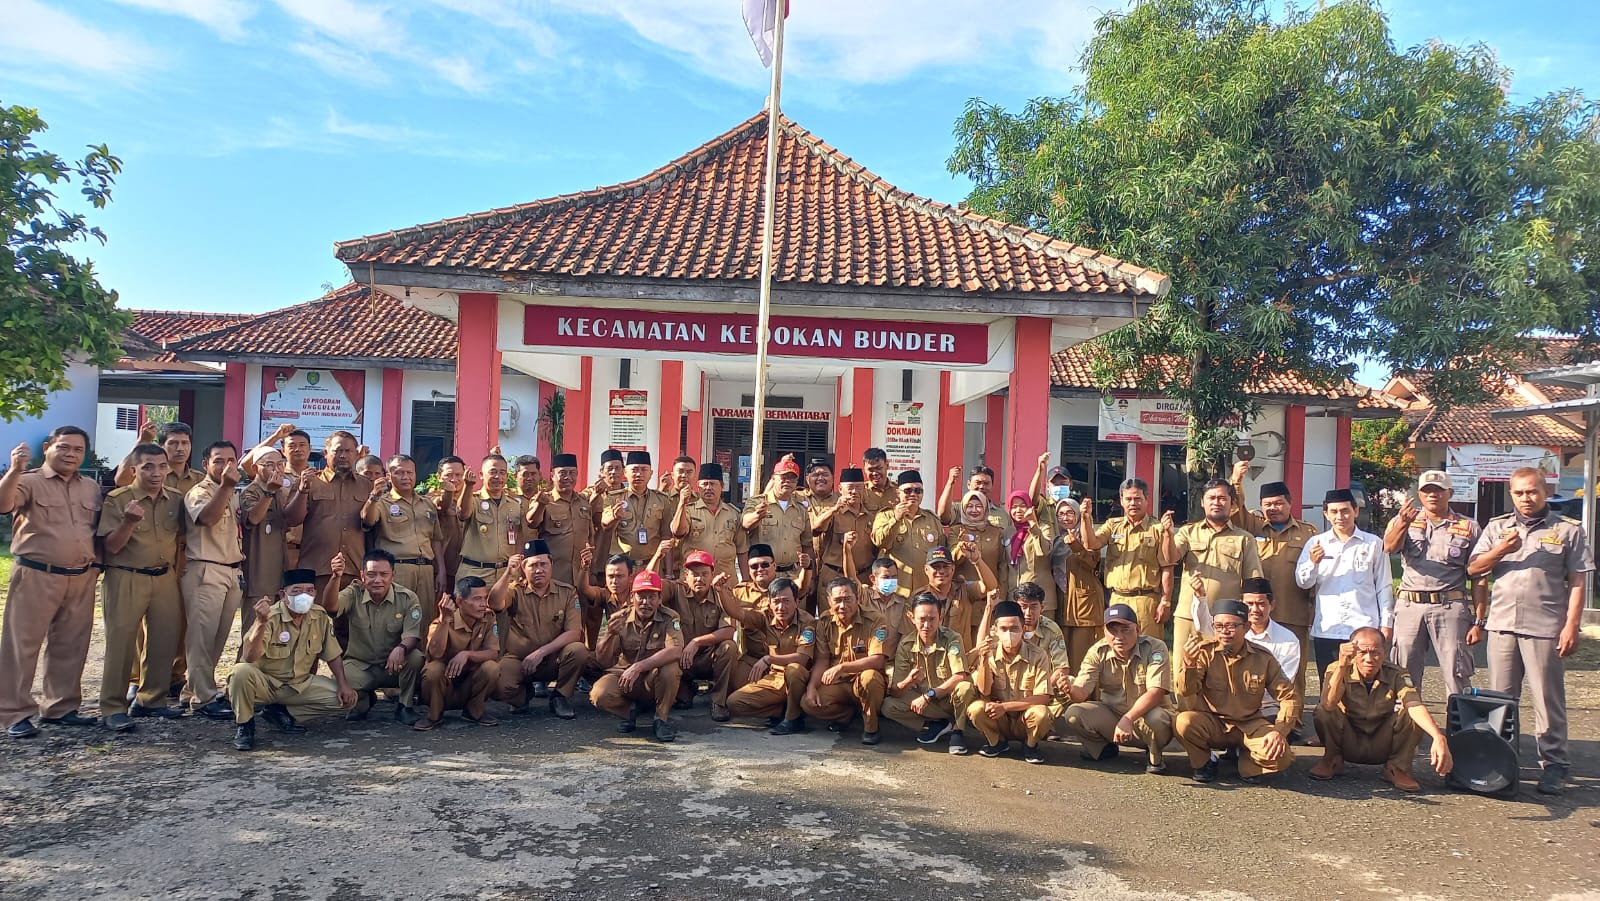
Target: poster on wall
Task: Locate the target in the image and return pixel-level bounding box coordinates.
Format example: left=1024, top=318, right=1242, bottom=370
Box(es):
left=1098, top=396, right=1189, bottom=443
left=884, top=401, right=924, bottom=475
left=608, top=389, right=649, bottom=452
left=1445, top=444, right=1561, bottom=483
left=259, top=368, right=365, bottom=445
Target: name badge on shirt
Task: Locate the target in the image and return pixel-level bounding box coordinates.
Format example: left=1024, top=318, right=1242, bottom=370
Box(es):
left=264, top=523, right=272, bottom=534
left=638, top=528, right=648, bottom=545
left=390, top=503, right=401, bottom=516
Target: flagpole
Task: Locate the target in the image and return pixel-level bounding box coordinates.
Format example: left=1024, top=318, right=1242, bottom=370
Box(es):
left=748, top=2, right=785, bottom=502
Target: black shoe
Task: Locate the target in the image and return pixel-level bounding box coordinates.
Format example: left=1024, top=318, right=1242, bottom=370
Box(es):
left=550, top=692, right=575, bottom=720
left=978, top=741, right=1007, bottom=758
left=347, top=691, right=374, bottom=721
left=1146, top=761, right=1167, bottom=775
left=104, top=713, right=135, bottom=733
left=167, top=683, right=183, bottom=702
left=233, top=719, right=256, bottom=751
left=6, top=719, right=38, bottom=739
left=861, top=729, right=881, bottom=746
left=261, top=704, right=305, bottom=734
left=653, top=718, right=676, bottom=742
left=1023, top=745, right=1045, bottom=764
left=948, top=730, right=969, bottom=756
left=129, top=702, right=185, bottom=719
left=618, top=705, right=641, bottom=734
left=577, top=677, right=593, bottom=694
left=40, top=711, right=97, bottom=727
left=1239, top=773, right=1261, bottom=784
left=532, top=683, right=549, bottom=699
left=828, top=719, right=851, bottom=733
left=509, top=704, right=533, bottom=716
left=395, top=705, right=421, bottom=726
left=916, top=719, right=952, bottom=745
left=1193, top=759, right=1219, bottom=783
left=710, top=704, right=731, bottom=723
left=766, top=716, right=783, bottom=729
left=672, top=698, right=693, bottom=711
left=1537, top=764, right=1569, bottom=795
left=1081, top=743, right=1120, bottom=762
left=770, top=717, right=807, bottom=735
left=197, top=698, right=234, bottom=720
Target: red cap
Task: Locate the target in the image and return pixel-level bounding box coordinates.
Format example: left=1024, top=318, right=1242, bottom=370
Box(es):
left=774, top=453, right=801, bottom=476
left=683, top=549, right=716, bottom=569
left=631, top=571, right=664, bottom=593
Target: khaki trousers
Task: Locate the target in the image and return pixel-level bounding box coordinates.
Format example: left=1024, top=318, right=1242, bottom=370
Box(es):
left=681, top=639, right=739, bottom=706
left=802, top=669, right=886, bottom=731
left=1111, top=592, right=1163, bottom=641
left=591, top=662, right=681, bottom=722
left=227, top=664, right=348, bottom=724
left=494, top=642, right=591, bottom=706
left=1061, top=626, right=1100, bottom=676
left=966, top=701, right=1054, bottom=747
left=881, top=681, right=977, bottom=732
left=421, top=658, right=500, bottom=719
left=0, top=565, right=98, bottom=725
left=180, top=562, right=242, bottom=706
left=1174, top=711, right=1295, bottom=776
left=344, top=650, right=426, bottom=708
left=393, top=561, right=440, bottom=627
left=100, top=568, right=182, bottom=716
left=727, top=662, right=810, bottom=721
left=1312, top=705, right=1420, bottom=767
left=1063, top=701, right=1174, bottom=765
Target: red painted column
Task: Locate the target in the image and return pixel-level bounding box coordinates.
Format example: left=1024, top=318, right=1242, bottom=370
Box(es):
left=985, top=393, right=1006, bottom=483
left=454, top=292, right=501, bottom=466
left=222, top=363, right=245, bottom=449
left=834, top=375, right=853, bottom=468
left=566, top=356, right=592, bottom=484
left=1283, top=404, right=1306, bottom=509
left=535, top=379, right=556, bottom=463
left=380, top=368, right=404, bottom=458
left=658, top=360, right=683, bottom=461
left=1335, top=415, right=1352, bottom=488
left=1135, top=443, right=1158, bottom=489
left=1004, top=317, right=1052, bottom=494
left=178, top=389, right=196, bottom=428
left=851, top=367, right=875, bottom=462
left=685, top=372, right=705, bottom=463
left=936, top=371, right=964, bottom=483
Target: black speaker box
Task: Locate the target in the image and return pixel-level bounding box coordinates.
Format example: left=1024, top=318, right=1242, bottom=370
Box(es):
left=1445, top=690, right=1520, bottom=797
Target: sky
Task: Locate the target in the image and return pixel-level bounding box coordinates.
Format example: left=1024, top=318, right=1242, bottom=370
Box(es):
left=2, top=0, right=1597, bottom=387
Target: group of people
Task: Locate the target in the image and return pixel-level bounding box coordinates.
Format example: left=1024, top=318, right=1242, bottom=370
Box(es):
left=0, top=421, right=1590, bottom=795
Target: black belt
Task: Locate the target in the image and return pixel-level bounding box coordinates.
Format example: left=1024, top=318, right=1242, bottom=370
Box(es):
left=191, top=559, right=242, bottom=569
left=777, top=563, right=799, bottom=574
left=1401, top=589, right=1467, bottom=605
left=461, top=557, right=507, bottom=570
left=104, top=563, right=171, bottom=576
left=394, top=557, right=433, bottom=566
left=1113, top=588, right=1159, bottom=596
left=16, top=557, right=94, bottom=576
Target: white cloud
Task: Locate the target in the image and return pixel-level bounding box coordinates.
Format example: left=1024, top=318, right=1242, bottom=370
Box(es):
left=104, top=0, right=258, bottom=41
left=273, top=0, right=407, bottom=53
left=290, top=38, right=390, bottom=85
left=0, top=0, right=157, bottom=76
left=429, top=56, right=489, bottom=94
left=322, top=108, right=431, bottom=144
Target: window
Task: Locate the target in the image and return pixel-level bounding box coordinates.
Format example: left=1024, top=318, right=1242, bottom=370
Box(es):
left=114, top=407, right=139, bottom=431
left=1060, top=425, right=1126, bottom=522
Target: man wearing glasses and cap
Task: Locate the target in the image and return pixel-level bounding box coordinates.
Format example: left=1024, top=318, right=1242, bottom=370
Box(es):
left=814, top=468, right=878, bottom=589
left=1059, top=602, right=1175, bottom=773
left=590, top=570, right=684, bottom=742
left=671, top=462, right=740, bottom=584
left=871, top=470, right=947, bottom=597
left=741, top=453, right=811, bottom=576
left=1174, top=598, right=1301, bottom=783
left=1382, top=470, right=1485, bottom=699
left=527, top=453, right=594, bottom=590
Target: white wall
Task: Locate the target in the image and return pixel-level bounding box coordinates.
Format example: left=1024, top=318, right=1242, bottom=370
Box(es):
left=94, top=402, right=141, bottom=465
left=0, top=361, right=101, bottom=467
left=588, top=357, right=662, bottom=462
left=399, top=369, right=542, bottom=460
left=1302, top=416, right=1339, bottom=528
left=866, top=367, right=941, bottom=479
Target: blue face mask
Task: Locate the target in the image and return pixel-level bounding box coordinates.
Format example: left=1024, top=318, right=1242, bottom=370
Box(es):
left=1048, top=485, right=1072, bottom=502
left=879, top=577, right=898, bottom=595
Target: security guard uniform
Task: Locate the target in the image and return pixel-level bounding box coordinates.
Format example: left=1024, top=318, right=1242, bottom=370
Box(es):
left=1393, top=511, right=1480, bottom=697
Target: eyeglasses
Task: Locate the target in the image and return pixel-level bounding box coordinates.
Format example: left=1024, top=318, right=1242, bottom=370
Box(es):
left=748, top=561, right=773, bottom=570
left=902, top=487, right=924, bottom=495
left=1212, top=621, right=1244, bottom=632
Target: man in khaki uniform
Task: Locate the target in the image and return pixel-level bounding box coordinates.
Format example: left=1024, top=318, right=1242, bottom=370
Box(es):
left=814, top=468, right=876, bottom=588
left=228, top=568, right=357, bottom=751
left=742, top=454, right=811, bottom=574
left=1383, top=470, right=1484, bottom=699
left=324, top=549, right=425, bottom=725
left=1175, top=599, right=1301, bottom=783
left=860, top=447, right=894, bottom=518
left=97, top=443, right=186, bottom=731
left=1229, top=461, right=1320, bottom=697
left=528, top=453, right=594, bottom=589
left=857, top=554, right=909, bottom=654
left=1082, top=478, right=1172, bottom=640
left=362, top=454, right=448, bottom=626
left=426, top=455, right=470, bottom=583
left=416, top=576, right=502, bottom=730
left=182, top=441, right=246, bottom=720
left=1163, top=479, right=1263, bottom=663
left=651, top=547, right=737, bottom=720
left=966, top=600, right=1054, bottom=763
left=1061, top=604, right=1174, bottom=773
left=241, top=449, right=304, bottom=619
left=1309, top=627, right=1454, bottom=792
left=882, top=593, right=976, bottom=752
left=292, top=431, right=371, bottom=599
left=974, top=583, right=1072, bottom=719
left=871, top=471, right=946, bottom=597
left=0, top=428, right=104, bottom=738
left=489, top=541, right=588, bottom=719
left=455, top=454, right=523, bottom=587
left=598, top=450, right=672, bottom=568
left=590, top=570, right=684, bottom=742
left=917, top=547, right=991, bottom=648
left=801, top=579, right=888, bottom=744
left=672, top=462, right=740, bottom=583
left=725, top=577, right=816, bottom=734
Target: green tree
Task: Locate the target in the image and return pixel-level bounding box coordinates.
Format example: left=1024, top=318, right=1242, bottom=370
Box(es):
left=950, top=0, right=1600, bottom=487
left=1, top=104, right=131, bottom=421
left=1349, top=417, right=1418, bottom=526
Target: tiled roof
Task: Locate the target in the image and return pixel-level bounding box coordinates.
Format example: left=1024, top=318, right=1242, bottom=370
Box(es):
left=129, top=310, right=253, bottom=346
left=1049, top=345, right=1377, bottom=401
left=334, top=112, right=1169, bottom=299
left=1402, top=397, right=1586, bottom=448
left=172, top=283, right=457, bottom=362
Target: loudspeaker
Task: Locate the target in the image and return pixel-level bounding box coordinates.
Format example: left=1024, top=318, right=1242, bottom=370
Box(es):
left=1445, top=690, right=1520, bottom=797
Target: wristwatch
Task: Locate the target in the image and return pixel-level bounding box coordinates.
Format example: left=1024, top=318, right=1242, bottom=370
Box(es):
left=924, top=689, right=938, bottom=701
left=1474, top=618, right=1488, bottom=627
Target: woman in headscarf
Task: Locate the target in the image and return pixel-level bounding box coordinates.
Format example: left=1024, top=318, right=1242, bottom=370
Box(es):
left=1007, top=490, right=1057, bottom=618
left=1049, top=497, right=1105, bottom=674
left=948, top=489, right=1009, bottom=600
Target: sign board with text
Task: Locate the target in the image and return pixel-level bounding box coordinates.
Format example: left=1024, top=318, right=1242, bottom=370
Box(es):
left=884, top=401, right=925, bottom=475
left=1098, top=396, right=1189, bottom=444
left=607, top=389, right=648, bottom=453
left=259, top=368, right=365, bottom=445
left=1445, top=444, right=1560, bottom=483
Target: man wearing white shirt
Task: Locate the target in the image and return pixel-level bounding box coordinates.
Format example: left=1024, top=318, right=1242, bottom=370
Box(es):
left=1295, top=488, right=1393, bottom=700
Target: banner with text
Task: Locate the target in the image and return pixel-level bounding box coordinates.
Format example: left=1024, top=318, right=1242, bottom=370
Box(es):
left=1445, top=444, right=1561, bottom=483
left=884, top=401, right=925, bottom=475
left=710, top=406, right=832, bottom=422
left=608, top=389, right=649, bottom=452
left=1098, top=396, right=1189, bottom=444
left=259, top=368, right=365, bottom=445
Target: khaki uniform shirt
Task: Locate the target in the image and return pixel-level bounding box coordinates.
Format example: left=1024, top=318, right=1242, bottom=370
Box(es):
left=533, top=489, right=594, bottom=588
left=240, top=480, right=289, bottom=597
left=1327, top=661, right=1416, bottom=731
left=892, top=627, right=967, bottom=692
left=737, top=611, right=816, bottom=688
left=1073, top=635, right=1174, bottom=715
left=167, top=468, right=207, bottom=497
left=662, top=581, right=732, bottom=642
left=1473, top=511, right=1594, bottom=639
left=861, top=480, right=894, bottom=517
left=606, top=487, right=671, bottom=564
left=333, top=582, right=423, bottom=665
left=948, top=519, right=1009, bottom=597
left=973, top=641, right=1052, bottom=702
left=425, top=487, right=467, bottom=567
left=184, top=477, right=243, bottom=564
left=1096, top=515, right=1166, bottom=594
left=426, top=609, right=501, bottom=661
left=732, top=581, right=772, bottom=615
left=680, top=498, right=740, bottom=580
left=1229, top=505, right=1319, bottom=628
left=252, top=602, right=341, bottom=688
left=97, top=485, right=182, bottom=569
left=1176, top=638, right=1300, bottom=729
left=1398, top=512, right=1479, bottom=593
left=815, top=503, right=877, bottom=580
left=372, top=490, right=443, bottom=561
left=1054, top=539, right=1106, bottom=627
left=9, top=467, right=100, bottom=568
left=743, top=491, right=810, bottom=570
left=861, top=592, right=910, bottom=653
left=501, top=579, right=582, bottom=658
left=460, top=490, right=523, bottom=567
left=871, top=507, right=946, bottom=596
left=925, top=579, right=988, bottom=648
left=815, top=613, right=887, bottom=666
left=301, top=470, right=371, bottom=576
left=1025, top=616, right=1073, bottom=672
left=598, top=605, right=683, bottom=668
left=1172, top=522, right=1263, bottom=623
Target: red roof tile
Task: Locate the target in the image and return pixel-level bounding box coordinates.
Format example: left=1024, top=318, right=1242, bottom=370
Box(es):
left=128, top=310, right=254, bottom=345
left=1402, top=398, right=1585, bottom=448
left=334, top=112, right=1168, bottom=299
left=172, top=283, right=457, bottom=362
left=1049, top=345, right=1376, bottom=402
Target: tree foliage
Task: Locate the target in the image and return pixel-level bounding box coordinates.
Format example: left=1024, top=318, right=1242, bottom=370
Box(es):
left=0, top=103, right=131, bottom=421
left=949, top=0, right=1600, bottom=478
left=1350, top=416, right=1418, bottom=524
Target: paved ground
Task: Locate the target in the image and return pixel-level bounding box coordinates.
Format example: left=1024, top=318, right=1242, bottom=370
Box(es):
left=0, top=594, right=1597, bottom=900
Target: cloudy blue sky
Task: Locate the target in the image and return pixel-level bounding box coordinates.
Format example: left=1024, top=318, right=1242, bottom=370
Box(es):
left=3, top=0, right=1596, bottom=335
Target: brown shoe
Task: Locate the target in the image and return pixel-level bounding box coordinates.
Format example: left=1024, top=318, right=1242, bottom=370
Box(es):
left=1309, top=754, right=1345, bottom=780
left=465, top=712, right=499, bottom=727
left=1383, top=764, right=1420, bottom=793
left=412, top=717, right=438, bottom=732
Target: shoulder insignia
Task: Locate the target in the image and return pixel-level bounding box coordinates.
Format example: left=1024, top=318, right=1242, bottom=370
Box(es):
left=948, top=640, right=961, bottom=655
left=410, top=608, right=421, bottom=621
left=1150, top=651, right=1165, bottom=665
left=874, top=626, right=888, bottom=642
left=672, top=619, right=682, bottom=631
left=800, top=628, right=815, bottom=643
left=1049, top=640, right=1066, bottom=653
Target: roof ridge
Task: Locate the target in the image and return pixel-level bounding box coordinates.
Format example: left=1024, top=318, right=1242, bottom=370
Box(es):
left=168, top=283, right=392, bottom=351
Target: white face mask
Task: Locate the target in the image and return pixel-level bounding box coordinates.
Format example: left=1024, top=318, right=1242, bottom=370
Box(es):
left=879, top=577, right=898, bottom=595
left=287, top=592, right=315, bottom=615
